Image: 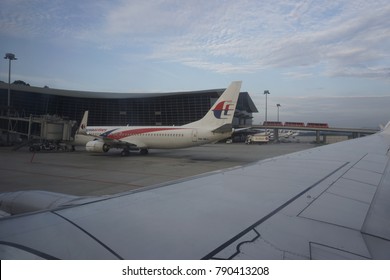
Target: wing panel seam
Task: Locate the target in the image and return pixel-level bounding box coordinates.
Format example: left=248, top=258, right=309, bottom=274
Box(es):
left=52, top=211, right=123, bottom=259
left=201, top=162, right=349, bottom=260
left=297, top=153, right=369, bottom=217
left=0, top=241, right=59, bottom=259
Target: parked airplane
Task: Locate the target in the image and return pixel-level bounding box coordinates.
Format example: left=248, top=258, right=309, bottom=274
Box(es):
left=75, top=81, right=242, bottom=155
left=279, top=130, right=299, bottom=138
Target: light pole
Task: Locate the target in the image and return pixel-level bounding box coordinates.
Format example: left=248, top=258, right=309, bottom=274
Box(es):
left=276, top=103, right=281, bottom=122
left=4, top=53, right=17, bottom=111
left=4, top=53, right=17, bottom=145
left=264, top=90, right=270, bottom=124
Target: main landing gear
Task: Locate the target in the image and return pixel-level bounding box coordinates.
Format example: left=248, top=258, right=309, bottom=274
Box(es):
left=121, top=149, right=130, bottom=157
left=120, top=148, right=149, bottom=156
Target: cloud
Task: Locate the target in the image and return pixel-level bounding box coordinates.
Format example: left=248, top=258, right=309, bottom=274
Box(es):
left=327, top=66, right=390, bottom=79
left=1, top=0, right=389, bottom=82
left=283, top=71, right=313, bottom=80
left=142, top=1, right=390, bottom=80
left=0, top=0, right=109, bottom=40
left=104, top=1, right=196, bottom=36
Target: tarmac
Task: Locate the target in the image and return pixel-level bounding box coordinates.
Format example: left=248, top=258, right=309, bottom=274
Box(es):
left=0, top=142, right=317, bottom=196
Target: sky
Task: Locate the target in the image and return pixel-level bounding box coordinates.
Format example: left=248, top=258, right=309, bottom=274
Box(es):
left=0, top=0, right=389, bottom=128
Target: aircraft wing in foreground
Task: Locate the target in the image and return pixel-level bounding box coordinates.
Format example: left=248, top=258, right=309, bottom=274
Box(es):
left=0, top=123, right=389, bottom=259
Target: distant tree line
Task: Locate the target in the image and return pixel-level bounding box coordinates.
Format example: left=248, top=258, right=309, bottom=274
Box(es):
left=13, top=80, right=30, bottom=86
left=0, top=80, right=50, bottom=88
left=0, top=80, right=30, bottom=86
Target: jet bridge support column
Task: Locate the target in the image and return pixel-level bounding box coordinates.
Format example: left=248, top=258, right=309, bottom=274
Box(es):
left=352, top=132, right=361, bottom=139
left=316, top=130, right=320, bottom=144
left=27, top=114, right=32, bottom=140
left=274, top=128, right=279, bottom=142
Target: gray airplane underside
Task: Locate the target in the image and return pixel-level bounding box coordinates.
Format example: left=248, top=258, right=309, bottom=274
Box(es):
left=0, top=123, right=389, bottom=259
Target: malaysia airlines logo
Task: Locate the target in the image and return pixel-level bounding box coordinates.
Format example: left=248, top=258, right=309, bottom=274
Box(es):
left=212, top=100, right=234, bottom=119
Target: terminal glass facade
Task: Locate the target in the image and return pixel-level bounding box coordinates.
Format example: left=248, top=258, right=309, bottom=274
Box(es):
left=0, top=85, right=256, bottom=131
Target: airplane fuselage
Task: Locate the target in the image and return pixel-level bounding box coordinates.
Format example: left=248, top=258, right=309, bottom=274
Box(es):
left=85, top=126, right=231, bottom=149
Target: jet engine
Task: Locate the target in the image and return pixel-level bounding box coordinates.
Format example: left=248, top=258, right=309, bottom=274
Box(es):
left=0, top=190, right=96, bottom=216
left=86, top=140, right=110, bottom=152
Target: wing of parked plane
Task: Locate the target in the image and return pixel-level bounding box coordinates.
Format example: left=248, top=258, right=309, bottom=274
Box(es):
left=0, top=122, right=389, bottom=259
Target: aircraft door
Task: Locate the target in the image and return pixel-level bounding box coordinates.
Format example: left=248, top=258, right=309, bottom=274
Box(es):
left=192, top=129, right=198, bottom=142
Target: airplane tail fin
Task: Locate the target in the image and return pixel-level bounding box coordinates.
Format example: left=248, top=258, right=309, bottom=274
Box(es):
left=73, top=111, right=93, bottom=146
left=184, top=81, right=242, bottom=131
left=76, top=111, right=89, bottom=135
left=381, top=120, right=390, bottom=136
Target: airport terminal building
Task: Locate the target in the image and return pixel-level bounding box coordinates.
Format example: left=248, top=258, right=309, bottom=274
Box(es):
left=0, top=83, right=258, bottom=140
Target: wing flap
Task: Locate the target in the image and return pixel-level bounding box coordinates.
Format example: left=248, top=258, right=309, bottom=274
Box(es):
left=300, top=192, right=372, bottom=230
left=309, top=243, right=368, bottom=260
left=299, top=153, right=388, bottom=230
left=362, top=158, right=390, bottom=241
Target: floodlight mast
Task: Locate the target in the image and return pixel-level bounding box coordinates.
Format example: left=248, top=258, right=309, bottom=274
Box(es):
left=264, top=90, right=270, bottom=124
left=4, top=53, right=17, bottom=145
left=4, top=53, right=17, bottom=109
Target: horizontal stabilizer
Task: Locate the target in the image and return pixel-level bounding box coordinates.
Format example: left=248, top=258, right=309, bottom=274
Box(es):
left=212, top=124, right=233, bottom=133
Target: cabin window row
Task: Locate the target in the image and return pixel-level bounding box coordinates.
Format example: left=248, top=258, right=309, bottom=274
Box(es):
left=123, top=133, right=185, bottom=137
left=145, top=133, right=184, bottom=137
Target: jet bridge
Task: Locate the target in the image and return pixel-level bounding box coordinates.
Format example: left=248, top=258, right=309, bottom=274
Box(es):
left=0, top=113, right=76, bottom=145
